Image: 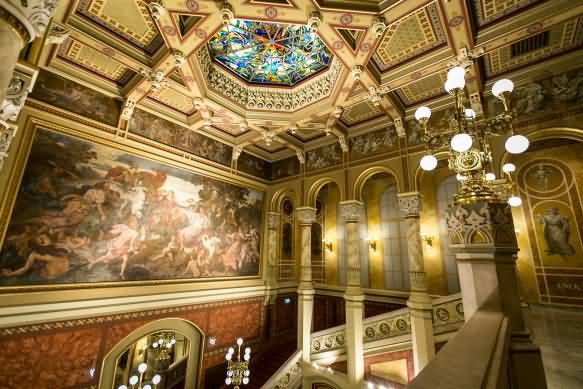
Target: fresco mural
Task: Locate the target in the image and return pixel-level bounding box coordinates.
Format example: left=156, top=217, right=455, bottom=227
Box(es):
left=271, top=156, right=300, bottom=180
left=514, top=142, right=583, bottom=306
left=129, top=109, right=232, bottom=166
left=29, top=69, right=121, bottom=126
left=237, top=152, right=271, bottom=179
left=0, top=129, right=263, bottom=286
left=350, top=127, right=398, bottom=160
left=306, top=143, right=342, bottom=171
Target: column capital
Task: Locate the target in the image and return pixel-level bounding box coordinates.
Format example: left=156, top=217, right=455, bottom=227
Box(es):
left=446, top=200, right=517, bottom=253
left=1, top=0, right=58, bottom=42
left=266, top=211, right=280, bottom=230
left=339, top=200, right=364, bottom=223
left=398, top=192, right=423, bottom=218
left=296, top=206, right=317, bottom=225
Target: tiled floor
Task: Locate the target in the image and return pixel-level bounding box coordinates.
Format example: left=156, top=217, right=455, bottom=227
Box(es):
left=524, top=304, right=583, bottom=389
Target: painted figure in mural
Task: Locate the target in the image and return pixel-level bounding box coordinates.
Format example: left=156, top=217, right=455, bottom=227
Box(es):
left=0, top=130, right=263, bottom=286
left=537, top=207, right=576, bottom=256
left=551, top=72, right=583, bottom=101
left=512, top=83, right=545, bottom=115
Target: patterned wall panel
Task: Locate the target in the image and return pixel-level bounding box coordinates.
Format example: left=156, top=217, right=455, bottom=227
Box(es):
left=341, top=100, right=385, bottom=126
left=395, top=71, right=447, bottom=105
left=0, top=298, right=264, bottom=389
left=149, top=87, right=197, bottom=114
left=372, top=2, right=446, bottom=71
left=470, top=0, right=543, bottom=27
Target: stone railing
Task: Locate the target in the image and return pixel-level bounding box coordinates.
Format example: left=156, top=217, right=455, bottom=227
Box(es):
left=363, top=307, right=411, bottom=344
left=260, top=350, right=303, bottom=389
left=432, top=293, right=464, bottom=335
left=310, top=324, right=346, bottom=354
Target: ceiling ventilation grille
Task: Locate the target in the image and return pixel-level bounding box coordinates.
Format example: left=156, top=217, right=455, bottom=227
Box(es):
left=511, top=31, right=550, bottom=57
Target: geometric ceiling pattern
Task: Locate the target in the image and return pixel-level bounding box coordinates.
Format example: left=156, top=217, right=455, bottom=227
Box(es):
left=208, top=20, right=333, bottom=86
left=36, top=0, right=583, bottom=164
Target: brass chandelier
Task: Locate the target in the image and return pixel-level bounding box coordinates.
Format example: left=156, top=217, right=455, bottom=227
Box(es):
left=224, top=337, right=251, bottom=388
left=415, top=65, right=528, bottom=206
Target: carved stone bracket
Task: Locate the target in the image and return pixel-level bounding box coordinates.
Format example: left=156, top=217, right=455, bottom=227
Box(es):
left=45, top=21, right=70, bottom=45
left=339, top=200, right=364, bottom=223
left=446, top=201, right=517, bottom=250
left=338, top=135, right=348, bottom=153
left=398, top=192, right=423, bottom=218
left=172, top=50, right=186, bottom=68
left=267, top=212, right=281, bottom=230
left=295, top=207, right=316, bottom=225
left=394, top=117, right=405, bottom=137
left=296, top=150, right=305, bottom=165
left=120, top=99, right=136, bottom=121
left=147, top=0, right=166, bottom=20
left=232, top=145, right=242, bottom=161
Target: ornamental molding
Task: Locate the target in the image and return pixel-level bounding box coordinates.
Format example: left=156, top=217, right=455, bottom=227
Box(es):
left=446, top=201, right=517, bottom=249
left=45, top=21, right=70, bottom=45
left=398, top=192, right=423, bottom=217
left=197, top=47, right=343, bottom=112
left=4, top=0, right=58, bottom=39
left=295, top=207, right=317, bottom=225
left=339, top=200, right=364, bottom=222
left=120, top=99, right=136, bottom=121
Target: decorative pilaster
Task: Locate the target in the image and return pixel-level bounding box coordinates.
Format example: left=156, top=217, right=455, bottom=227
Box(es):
left=446, top=200, right=547, bottom=388
left=120, top=99, right=136, bottom=121
left=398, top=192, right=435, bottom=375
left=295, top=207, right=316, bottom=363
left=266, top=211, right=280, bottom=287
left=0, top=63, right=37, bottom=170
left=0, top=0, right=57, bottom=102
left=339, top=200, right=364, bottom=385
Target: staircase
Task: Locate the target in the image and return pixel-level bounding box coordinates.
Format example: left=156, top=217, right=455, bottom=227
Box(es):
left=246, top=339, right=297, bottom=389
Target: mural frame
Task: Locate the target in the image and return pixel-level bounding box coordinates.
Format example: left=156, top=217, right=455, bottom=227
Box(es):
left=0, top=111, right=267, bottom=293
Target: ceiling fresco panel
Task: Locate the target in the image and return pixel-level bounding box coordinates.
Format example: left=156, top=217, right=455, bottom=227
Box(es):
left=341, top=100, right=385, bottom=126
left=395, top=71, right=448, bottom=105
left=470, top=0, right=543, bottom=27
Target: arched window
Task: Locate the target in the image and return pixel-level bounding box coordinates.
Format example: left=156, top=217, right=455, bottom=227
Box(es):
left=279, top=198, right=295, bottom=281
left=437, top=175, right=460, bottom=293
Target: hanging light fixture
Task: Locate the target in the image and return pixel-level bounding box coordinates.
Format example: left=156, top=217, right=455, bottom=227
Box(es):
left=415, top=62, right=528, bottom=204
left=225, top=338, right=251, bottom=388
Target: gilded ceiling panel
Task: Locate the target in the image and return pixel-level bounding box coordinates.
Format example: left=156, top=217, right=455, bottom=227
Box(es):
left=484, top=17, right=583, bottom=77
left=341, top=100, right=384, bottom=126
left=372, top=2, right=446, bottom=71
left=395, top=71, right=447, bottom=105
left=149, top=87, right=196, bottom=114
left=76, top=0, right=164, bottom=54
left=58, top=38, right=133, bottom=84
left=470, top=0, right=542, bottom=27
left=291, top=128, right=326, bottom=142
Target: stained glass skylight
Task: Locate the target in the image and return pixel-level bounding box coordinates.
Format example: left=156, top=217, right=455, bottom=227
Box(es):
left=207, top=20, right=333, bottom=87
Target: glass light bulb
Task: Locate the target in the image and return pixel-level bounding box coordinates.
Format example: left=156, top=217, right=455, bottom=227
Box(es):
left=502, top=163, right=516, bottom=173
left=244, top=353, right=250, bottom=361
left=138, top=363, right=148, bottom=374
left=228, top=370, right=233, bottom=376
left=170, top=339, right=176, bottom=344
left=447, top=66, right=466, bottom=83
left=228, top=347, right=234, bottom=354
left=243, top=377, right=250, bottom=385
left=508, top=196, right=522, bottom=207
left=237, top=338, right=243, bottom=346
left=143, top=385, right=152, bottom=389
left=368, top=384, right=374, bottom=389
left=456, top=173, right=466, bottom=181
left=225, top=377, right=232, bottom=385
left=152, top=375, right=161, bottom=384
left=485, top=173, right=496, bottom=181
left=129, top=376, right=139, bottom=385
left=492, top=79, right=514, bottom=97
left=414, top=106, right=431, bottom=121
left=244, top=370, right=250, bottom=376
left=158, top=339, right=164, bottom=344
left=244, top=347, right=251, bottom=354
left=450, top=133, right=473, bottom=152
left=444, top=78, right=456, bottom=93
left=464, top=108, right=476, bottom=119
left=225, top=353, right=232, bottom=361
left=166, top=343, right=172, bottom=349
left=420, top=155, right=437, bottom=171
left=505, top=135, right=529, bottom=154
left=118, top=386, right=128, bottom=389
left=152, top=342, right=158, bottom=348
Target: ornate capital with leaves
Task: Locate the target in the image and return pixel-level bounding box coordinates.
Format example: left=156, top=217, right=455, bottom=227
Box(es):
left=398, top=192, right=423, bottom=218
left=339, top=200, right=364, bottom=223
left=295, top=207, right=317, bottom=225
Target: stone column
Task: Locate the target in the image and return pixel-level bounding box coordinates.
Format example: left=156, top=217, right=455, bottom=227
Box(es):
left=0, top=1, right=57, bottom=102
left=266, top=211, right=281, bottom=288
left=339, top=200, right=365, bottom=385
left=295, top=207, right=317, bottom=363
left=446, top=200, right=547, bottom=389
left=397, top=192, right=435, bottom=375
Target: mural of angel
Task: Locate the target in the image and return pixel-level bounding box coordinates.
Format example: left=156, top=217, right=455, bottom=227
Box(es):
left=537, top=207, right=576, bottom=256
left=551, top=72, right=583, bottom=101
left=512, top=83, right=545, bottom=114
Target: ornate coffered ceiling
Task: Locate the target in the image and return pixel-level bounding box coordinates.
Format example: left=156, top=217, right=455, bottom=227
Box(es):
left=32, top=0, right=583, bottom=167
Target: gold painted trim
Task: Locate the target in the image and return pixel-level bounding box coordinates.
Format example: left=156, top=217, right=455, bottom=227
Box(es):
left=0, top=5, right=31, bottom=43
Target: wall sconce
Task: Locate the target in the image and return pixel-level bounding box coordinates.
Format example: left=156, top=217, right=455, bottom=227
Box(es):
left=323, top=239, right=333, bottom=252
left=420, top=232, right=434, bottom=248
left=367, top=238, right=377, bottom=252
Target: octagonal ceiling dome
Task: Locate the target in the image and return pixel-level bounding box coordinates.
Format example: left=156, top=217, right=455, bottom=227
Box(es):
left=207, top=20, right=333, bottom=87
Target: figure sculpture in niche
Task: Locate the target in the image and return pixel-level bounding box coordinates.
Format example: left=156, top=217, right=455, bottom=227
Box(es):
left=537, top=207, right=576, bottom=257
